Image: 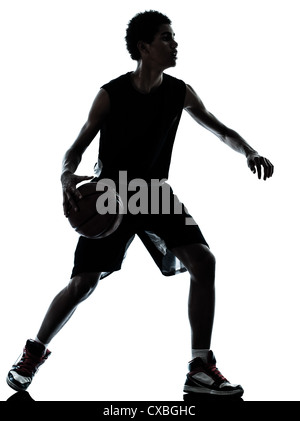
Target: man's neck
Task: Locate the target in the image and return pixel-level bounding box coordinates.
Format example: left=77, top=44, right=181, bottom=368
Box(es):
left=131, top=62, right=164, bottom=94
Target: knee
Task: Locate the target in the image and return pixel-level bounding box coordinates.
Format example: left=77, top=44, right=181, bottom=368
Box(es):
left=189, top=249, right=216, bottom=285
left=68, top=272, right=100, bottom=302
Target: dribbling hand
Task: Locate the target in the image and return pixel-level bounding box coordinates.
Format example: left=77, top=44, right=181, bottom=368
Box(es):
left=61, top=172, right=93, bottom=216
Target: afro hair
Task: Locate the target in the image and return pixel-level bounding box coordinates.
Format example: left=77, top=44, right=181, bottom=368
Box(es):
left=125, top=10, right=172, bottom=60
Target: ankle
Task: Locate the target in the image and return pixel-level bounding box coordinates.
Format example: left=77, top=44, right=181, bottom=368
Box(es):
left=34, top=336, right=49, bottom=351
left=191, top=348, right=210, bottom=363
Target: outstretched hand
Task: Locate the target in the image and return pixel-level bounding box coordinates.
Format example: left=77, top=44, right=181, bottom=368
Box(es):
left=247, top=153, right=274, bottom=180
left=61, top=172, right=93, bottom=216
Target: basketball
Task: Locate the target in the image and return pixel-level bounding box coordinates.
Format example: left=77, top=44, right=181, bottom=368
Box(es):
left=67, top=182, right=124, bottom=239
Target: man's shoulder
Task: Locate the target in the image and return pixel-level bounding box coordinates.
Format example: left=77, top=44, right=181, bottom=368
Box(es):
left=101, top=72, right=131, bottom=91
left=163, top=73, right=186, bottom=96
left=163, top=72, right=185, bottom=84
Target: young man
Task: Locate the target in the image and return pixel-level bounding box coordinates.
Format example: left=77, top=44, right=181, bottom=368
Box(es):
left=7, top=11, right=273, bottom=398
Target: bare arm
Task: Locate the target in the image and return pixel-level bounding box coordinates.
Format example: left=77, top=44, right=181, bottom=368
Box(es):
left=61, top=88, right=110, bottom=216
left=184, top=84, right=274, bottom=179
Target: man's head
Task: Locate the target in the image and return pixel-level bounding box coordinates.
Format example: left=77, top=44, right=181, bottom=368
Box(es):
left=125, top=10, right=173, bottom=61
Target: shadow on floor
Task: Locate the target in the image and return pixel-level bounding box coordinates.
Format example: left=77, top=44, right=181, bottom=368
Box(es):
left=6, top=391, right=35, bottom=402
left=183, top=392, right=244, bottom=403
left=6, top=390, right=244, bottom=403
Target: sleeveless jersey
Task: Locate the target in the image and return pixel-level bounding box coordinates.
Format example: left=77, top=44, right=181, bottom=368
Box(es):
left=95, top=72, right=186, bottom=182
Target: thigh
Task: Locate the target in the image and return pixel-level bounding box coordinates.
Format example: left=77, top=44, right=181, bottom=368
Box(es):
left=71, top=214, right=137, bottom=278
left=146, top=210, right=209, bottom=252
left=148, top=185, right=209, bottom=250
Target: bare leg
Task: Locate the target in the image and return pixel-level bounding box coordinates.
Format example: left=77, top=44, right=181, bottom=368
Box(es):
left=171, top=244, right=215, bottom=349
left=37, top=272, right=101, bottom=344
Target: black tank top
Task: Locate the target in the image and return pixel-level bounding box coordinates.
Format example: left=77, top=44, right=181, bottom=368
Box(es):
left=96, top=72, right=186, bottom=182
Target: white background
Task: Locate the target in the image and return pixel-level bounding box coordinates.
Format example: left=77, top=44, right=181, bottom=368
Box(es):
left=0, top=0, right=299, bottom=402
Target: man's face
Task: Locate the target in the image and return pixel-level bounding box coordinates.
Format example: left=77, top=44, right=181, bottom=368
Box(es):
left=142, top=24, right=178, bottom=69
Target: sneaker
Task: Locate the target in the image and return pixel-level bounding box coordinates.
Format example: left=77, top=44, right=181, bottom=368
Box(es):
left=183, top=350, right=244, bottom=397
left=6, top=339, right=51, bottom=392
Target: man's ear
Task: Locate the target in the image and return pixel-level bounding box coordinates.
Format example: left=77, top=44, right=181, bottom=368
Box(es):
left=137, top=40, right=149, bottom=56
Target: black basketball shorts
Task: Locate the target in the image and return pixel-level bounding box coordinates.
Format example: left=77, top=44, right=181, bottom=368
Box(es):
left=70, top=186, right=208, bottom=279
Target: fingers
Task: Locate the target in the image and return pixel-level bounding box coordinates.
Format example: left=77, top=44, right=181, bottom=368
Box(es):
left=261, top=157, right=274, bottom=180
left=249, top=156, right=274, bottom=180
left=62, top=175, right=93, bottom=216
left=249, top=163, right=256, bottom=175
left=77, top=175, right=94, bottom=183
left=266, top=158, right=274, bottom=178
left=255, top=157, right=262, bottom=180
left=63, top=191, right=71, bottom=217
left=63, top=189, right=79, bottom=217
left=71, top=184, right=83, bottom=201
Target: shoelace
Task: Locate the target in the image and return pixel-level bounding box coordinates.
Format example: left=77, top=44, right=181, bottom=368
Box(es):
left=16, top=350, right=44, bottom=376
left=207, top=364, right=227, bottom=382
